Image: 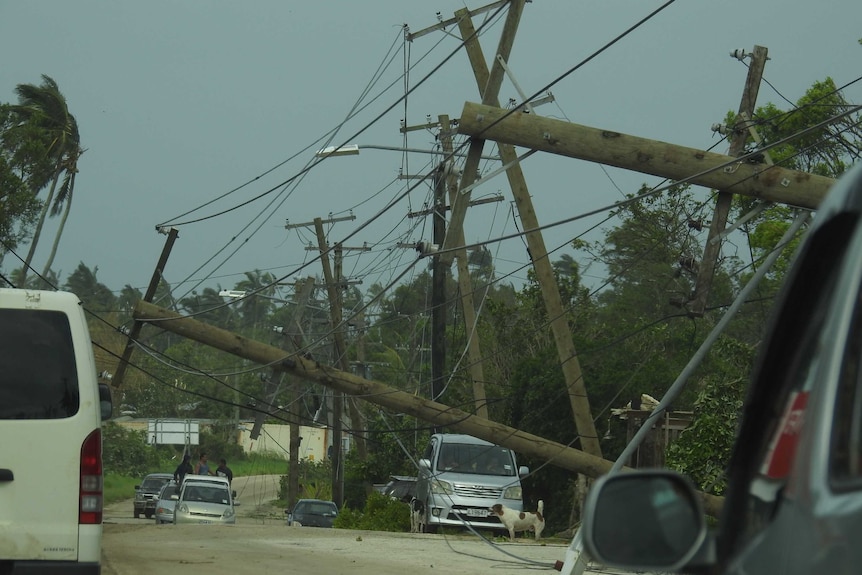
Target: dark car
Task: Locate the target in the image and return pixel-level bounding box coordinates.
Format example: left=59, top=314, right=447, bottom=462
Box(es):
left=382, top=475, right=417, bottom=503
left=134, top=473, right=173, bottom=519
left=285, top=499, right=339, bottom=528
left=581, top=163, right=862, bottom=575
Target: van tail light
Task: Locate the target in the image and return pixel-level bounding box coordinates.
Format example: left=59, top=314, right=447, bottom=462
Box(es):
left=80, top=429, right=103, bottom=524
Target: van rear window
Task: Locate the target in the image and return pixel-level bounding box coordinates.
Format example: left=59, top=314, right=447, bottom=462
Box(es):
left=0, top=309, right=80, bottom=419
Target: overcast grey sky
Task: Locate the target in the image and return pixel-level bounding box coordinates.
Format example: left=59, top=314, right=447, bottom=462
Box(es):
left=2, top=1, right=860, bottom=303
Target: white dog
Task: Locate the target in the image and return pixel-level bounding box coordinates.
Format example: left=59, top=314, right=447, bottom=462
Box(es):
left=490, top=500, right=545, bottom=542
left=409, top=497, right=425, bottom=533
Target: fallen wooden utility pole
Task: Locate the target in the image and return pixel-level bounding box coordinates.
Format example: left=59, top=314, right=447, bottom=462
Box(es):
left=457, top=101, right=834, bottom=210
left=133, top=299, right=723, bottom=517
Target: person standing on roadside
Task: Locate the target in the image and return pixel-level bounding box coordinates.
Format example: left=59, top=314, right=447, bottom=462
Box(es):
left=173, top=453, right=193, bottom=483
left=215, top=458, right=234, bottom=485
left=195, top=452, right=212, bottom=476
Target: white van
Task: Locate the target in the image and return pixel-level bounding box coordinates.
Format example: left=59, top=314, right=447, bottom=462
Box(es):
left=415, top=433, right=529, bottom=533
left=0, top=289, right=111, bottom=573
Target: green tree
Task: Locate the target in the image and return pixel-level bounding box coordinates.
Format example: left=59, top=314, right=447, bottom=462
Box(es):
left=232, top=269, right=277, bottom=335
left=0, top=104, right=43, bottom=265
left=179, top=286, right=236, bottom=328
left=62, top=262, right=116, bottom=310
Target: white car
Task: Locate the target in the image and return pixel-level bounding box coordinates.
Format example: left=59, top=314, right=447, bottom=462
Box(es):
left=173, top=476, right=237, bottom=525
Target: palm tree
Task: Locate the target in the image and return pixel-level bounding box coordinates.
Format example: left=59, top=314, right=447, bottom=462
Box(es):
left=41, top=145, right=84, bottom=277
left=233, top=270, right=277, bottom=334
left=11, top=75, right=81, bottom=282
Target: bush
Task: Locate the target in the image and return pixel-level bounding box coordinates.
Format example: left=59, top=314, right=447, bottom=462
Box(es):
left=277, top=459, right=333, bottom=501
left=333, top=492, right=410, bottom=532
left=102, top=421, right=163, bottom=476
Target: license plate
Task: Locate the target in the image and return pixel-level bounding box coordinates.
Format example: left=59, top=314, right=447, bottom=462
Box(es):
left=199, top=520, right=212, bottom=524
left=465, top=508, right=488, bottom=518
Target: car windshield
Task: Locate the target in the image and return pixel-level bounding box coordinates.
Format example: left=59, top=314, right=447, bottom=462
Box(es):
left=298, top=502, right=337, bottom=515
left=185, top=485, right=230, bottom=505
left=142, top=477, right=169, bottom=490
left=438, top=444, right=515, bottom=476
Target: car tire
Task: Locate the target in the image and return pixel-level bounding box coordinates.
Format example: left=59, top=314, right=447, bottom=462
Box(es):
left=133, top=509, right=140, bottom=519
left=145, top=510, right=154, bottom=519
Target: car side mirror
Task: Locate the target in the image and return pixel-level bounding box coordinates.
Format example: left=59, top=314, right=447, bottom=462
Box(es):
left=582, top=470, right=707, bottom=572
left=170, top=494, right=178, bottom=500
left=418, top=458, right=431, bottom=470
left=518, top=465, right=529, bottom=477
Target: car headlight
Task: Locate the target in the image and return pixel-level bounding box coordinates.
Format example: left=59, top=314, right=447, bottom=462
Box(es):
left=178, top=504, right=189, bottom=513
left=503, top=485, right=522, bottom=500
left=430, top=479, right=454, bottom=495
left=135, top=493, right=144, bottom=501
left=223, top=508, right=235, bottom=519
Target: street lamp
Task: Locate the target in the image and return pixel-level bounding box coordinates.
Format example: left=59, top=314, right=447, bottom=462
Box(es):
left=315, top=143, right=498, bottom=160
left=315, top=144, right=360, bottom=157
left=218, top=290, right=249, bottom=299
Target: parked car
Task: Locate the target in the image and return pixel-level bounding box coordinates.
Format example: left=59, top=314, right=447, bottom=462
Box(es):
left=285, top=499, right=339, bottom=527
left=174, top=475, right=237, bottom=525
left=381, top=475, right=417, bottom=503
left=134, top=473, right=174, bottom=519
left=581, top=163, right=862, bottom=574
left=154, top=481, right=180, bottom=525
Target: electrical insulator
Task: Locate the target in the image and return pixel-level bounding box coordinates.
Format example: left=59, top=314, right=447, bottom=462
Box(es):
left=730, top=49, right=748, bottom=61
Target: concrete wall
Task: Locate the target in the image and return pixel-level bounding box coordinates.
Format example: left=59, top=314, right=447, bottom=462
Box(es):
left=237, top=424, right=328, bottom=461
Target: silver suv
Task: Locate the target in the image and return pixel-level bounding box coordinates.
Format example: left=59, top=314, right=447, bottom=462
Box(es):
left=415, top=433, right=528, bottom=533
left=581, top=163, right=862, bottom=574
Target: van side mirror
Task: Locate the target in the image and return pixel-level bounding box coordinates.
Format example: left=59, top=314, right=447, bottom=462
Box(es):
left=418, top=458, right=431, bottom=470
left=582, top=470, right=707, bottom=572
left=98, top=383, right=113, bottom=421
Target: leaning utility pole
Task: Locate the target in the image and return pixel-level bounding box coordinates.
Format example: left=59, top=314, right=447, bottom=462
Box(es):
left=689, top=45, right=769, bottom=315
left=112, top=226, right=179, bottom=388
left=447, top=2, right=603, bottom=457
left=455, top=101, right=834, bottom=208
left=439, top=113, right=490, bottom=420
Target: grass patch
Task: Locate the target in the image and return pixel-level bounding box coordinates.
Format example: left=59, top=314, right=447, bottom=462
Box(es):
left=231, top=454, right=288, bottom=477
left=104, top=474, right=140, bottom=505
